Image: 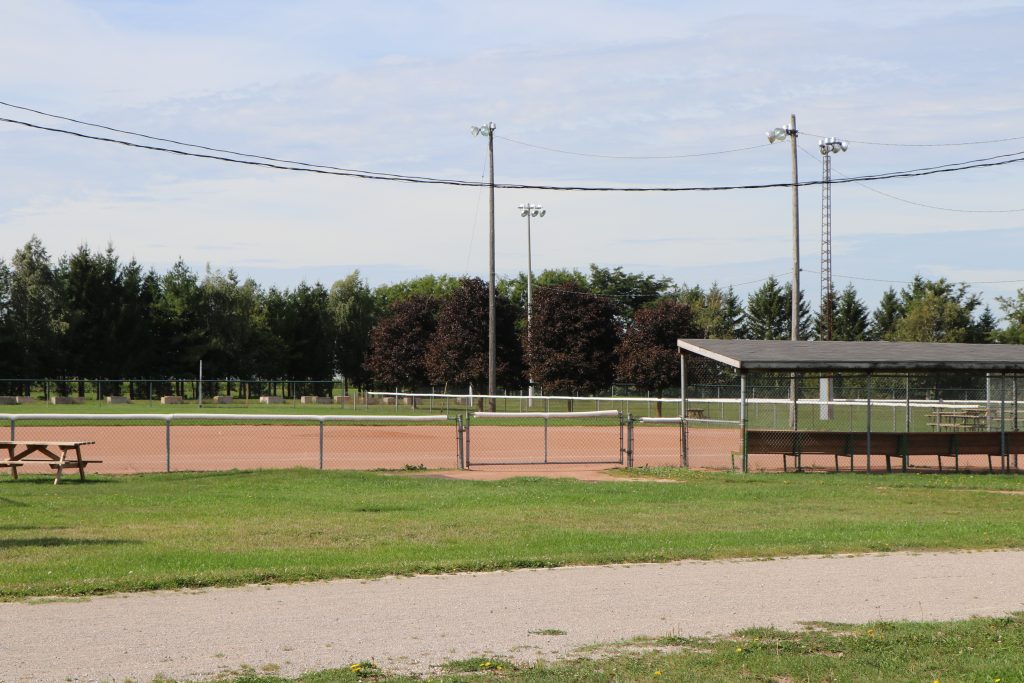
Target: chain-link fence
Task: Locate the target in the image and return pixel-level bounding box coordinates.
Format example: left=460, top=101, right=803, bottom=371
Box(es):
left=671, top=369, right=1024, bottom=473
left=1, top=414, right=461, bottom=474
left=465, top=411, right=626, bottom=466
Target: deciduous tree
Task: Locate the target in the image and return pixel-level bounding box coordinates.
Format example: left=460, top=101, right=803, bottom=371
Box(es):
left=527, top=283, right=618, bottom=397
left=616, top=299, right=696, bottom=414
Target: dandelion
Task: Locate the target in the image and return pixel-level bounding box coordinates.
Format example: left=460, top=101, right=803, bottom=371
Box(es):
left=654, top=671, right=662, bottom=677
left=736, top=646, right=743, bottom=653
left=350, top=663, right=361, bottom=672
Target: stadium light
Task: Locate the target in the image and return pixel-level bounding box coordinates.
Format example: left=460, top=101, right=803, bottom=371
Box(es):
left=517, top=203, right=546, bottom=405
left=472, top=122, right=497, bottom=410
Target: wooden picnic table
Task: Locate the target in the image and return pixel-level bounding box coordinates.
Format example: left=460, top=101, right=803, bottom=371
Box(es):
left=0, top=440, right=100, bottom=484
left=685, top=408, right=706, bottom=419
left=928, top=408, right=989, bottom=432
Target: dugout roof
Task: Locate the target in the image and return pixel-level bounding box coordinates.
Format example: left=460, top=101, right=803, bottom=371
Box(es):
left=677, top=339, right=1024, bottom=373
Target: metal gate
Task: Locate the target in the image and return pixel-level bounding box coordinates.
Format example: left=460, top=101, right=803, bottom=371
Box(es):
left=463, top=410, right=630, bottom=466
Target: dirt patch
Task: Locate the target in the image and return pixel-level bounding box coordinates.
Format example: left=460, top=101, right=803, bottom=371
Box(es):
left=407, top=467, right=682, bottom=483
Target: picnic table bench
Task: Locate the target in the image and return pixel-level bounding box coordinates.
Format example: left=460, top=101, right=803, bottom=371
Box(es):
left=0, top=440, right=100, bottom=484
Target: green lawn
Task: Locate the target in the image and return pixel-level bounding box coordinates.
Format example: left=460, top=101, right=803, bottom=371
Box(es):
left=190, top=615, right=1024, bottom=682
left=3, top=468, right=1024, bottom=600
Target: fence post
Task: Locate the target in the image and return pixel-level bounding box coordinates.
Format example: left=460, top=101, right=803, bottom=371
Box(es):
left=619, top=414, right=625, bottom=466
left=464, top=414, right=471, bottom=468
left=165, top=417, right=171, bottom=473
left=866, top=374, right=873, bottom=473
left=543, top=416, right=549, bottom=463
left=740, top=372, right=748, bottom=473
left=456, top=415, right=464, bottom=470
left=681, top=416, right=688, bottom=469
left=1000, top=374, right=1007, bottom=473
left=319, top=418, right=325, bottom=470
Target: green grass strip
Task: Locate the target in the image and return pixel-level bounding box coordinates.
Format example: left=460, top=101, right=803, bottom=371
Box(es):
left=169, top=614, right=1024, bottom=681
left=3, top=468, right=1024, bottom=599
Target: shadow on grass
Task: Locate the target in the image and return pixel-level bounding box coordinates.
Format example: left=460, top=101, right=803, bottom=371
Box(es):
left=0, top=537, right=139, bottom=550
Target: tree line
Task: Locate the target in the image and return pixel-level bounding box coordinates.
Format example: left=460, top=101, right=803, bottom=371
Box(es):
left=0, top=237, right=1018, bottom=399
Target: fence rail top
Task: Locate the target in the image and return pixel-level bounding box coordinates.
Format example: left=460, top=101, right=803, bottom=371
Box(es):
left=473, top=410, right=620, bottom=420
left=640, top=416, right=742, bottom=425
left=0, top=413, right=450, bottom=423
left=367, top=390, right=682, bottom=403
left=1, top=413, right=173, bottom=421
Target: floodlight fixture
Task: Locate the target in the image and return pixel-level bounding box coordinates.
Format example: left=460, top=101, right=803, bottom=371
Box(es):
left=766, top=126, right=793, bottom=144
left=471, top=122, right=496, bottom=137
left=819, top=137, right=849, bottom=155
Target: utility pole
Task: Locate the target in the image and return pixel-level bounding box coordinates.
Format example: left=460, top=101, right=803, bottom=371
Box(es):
left=767, top=114, right=801, bottom=429
left=789, top=113, right=800, bottom=345
left=471, top=122, right=497, bottom=410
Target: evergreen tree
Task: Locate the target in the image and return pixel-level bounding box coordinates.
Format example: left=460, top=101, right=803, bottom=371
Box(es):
left=8, top=237, right=63, bottom=380
left=832, top=284, right=870, bottom=341
left=681, top=283, right=745, bottom=339
left=745, top=277, right=809, bottom=340
left=870, top=288, right=902, bottom=340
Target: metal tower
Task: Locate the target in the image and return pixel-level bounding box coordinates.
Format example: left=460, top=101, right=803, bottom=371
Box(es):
left=818, top=137, right=848, bottom=340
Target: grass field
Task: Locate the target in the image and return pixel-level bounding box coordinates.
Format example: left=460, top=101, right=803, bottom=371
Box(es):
left=175, top=614, right=1024, bottom=681
left=3, top=468, right=1024, bottom=599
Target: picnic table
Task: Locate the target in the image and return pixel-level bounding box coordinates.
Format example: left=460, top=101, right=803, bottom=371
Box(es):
left=0, top=440, right=100, bottom=484
left=928, top=408, right=989, bottom=432
left=685, top=408, right=706, bottom=419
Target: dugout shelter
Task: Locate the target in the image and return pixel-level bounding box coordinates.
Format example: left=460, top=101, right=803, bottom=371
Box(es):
left=676, top=339, right=1024, bottom=473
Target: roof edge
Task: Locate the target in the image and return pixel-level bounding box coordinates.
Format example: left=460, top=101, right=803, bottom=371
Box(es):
left=677, top=339, right=742, bottom=369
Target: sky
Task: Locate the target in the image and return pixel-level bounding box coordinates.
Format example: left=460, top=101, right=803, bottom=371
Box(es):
left=1, top=0, right=1023, bottom=316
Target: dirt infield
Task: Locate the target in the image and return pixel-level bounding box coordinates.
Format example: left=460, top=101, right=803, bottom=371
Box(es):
left=3, top=423, right=694, bottom=474
left=5, top=422, right=1010, bottom=475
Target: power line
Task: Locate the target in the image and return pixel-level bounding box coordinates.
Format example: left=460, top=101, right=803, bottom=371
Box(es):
left=5, top=114, right=1024, bottom=192
left=0, top=99, right=424, bottom=181
left=495, top=133, right=771, bottom=160
left=803, top=268, right=1024, bottom=287
left=797, top=144, right=1024, bottom=213
left=802, top=130, right=1024, bottom=148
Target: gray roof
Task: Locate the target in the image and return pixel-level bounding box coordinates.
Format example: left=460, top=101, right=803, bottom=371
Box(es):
left=677, top=339, right=1024, bottom=373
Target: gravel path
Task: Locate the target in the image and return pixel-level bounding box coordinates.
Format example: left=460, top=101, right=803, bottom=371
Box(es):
left=3, top=550, right=1024, bottom=682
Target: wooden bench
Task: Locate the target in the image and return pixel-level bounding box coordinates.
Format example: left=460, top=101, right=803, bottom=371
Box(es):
left=0, top=441, right=100, bottom=484
left=844, top=433, right=904, bottom=473
left=746, top=430, right=855, bottom=472
left=948, top=431, right=1023, bottom=473
left=897, top=432, right=959, bottom=472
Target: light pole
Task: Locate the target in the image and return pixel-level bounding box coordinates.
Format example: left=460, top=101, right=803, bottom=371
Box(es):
left=471, top=122, right=497, bottom=410
left=518, top=203, right=546, bottom=404
left=766, top=114, right=800, bottom=430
